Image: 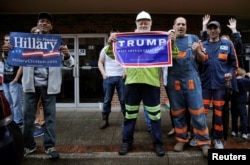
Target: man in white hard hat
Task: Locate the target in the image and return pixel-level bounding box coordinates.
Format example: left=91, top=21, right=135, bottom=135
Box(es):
left=107, top=11, right=177, bottom=157
left=135, top=11, right=151, bottom=22
left=120, top=10, right=165, bottom=157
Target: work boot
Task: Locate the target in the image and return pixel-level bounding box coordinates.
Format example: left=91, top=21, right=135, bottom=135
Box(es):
left=173, top=142, right=185, bottom=152
left=118, top=143, right=132, bottom=155
left=99, top=113, right=109, bottom=129
left=155, top=144, right=165, bottom=157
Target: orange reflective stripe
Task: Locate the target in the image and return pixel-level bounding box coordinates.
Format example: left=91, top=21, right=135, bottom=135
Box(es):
left=203, top=99, right=210, bottom=105
left=174, top=80, right=181, bottom=91
left=197, top=140, right=211, bottom=146
left=171, top=108, right=185, bottom=117
left=203, top=99, right=211, bottom=115
left=189, top=107, right=205, bottom=116
left=177, top=51, right=186, bottom=58
left=214, top=124, right=223, bottom=131
left=188, top=79, right=194, bottom=90
left=213, top=100, right=225, bottom=107
left=218, top=53, right=228, bottom=60
left=193, top=127, right=209, bottom=136
left=214, top=109, right=223, bottom=117
left=175, top=126, right=188, bottom=134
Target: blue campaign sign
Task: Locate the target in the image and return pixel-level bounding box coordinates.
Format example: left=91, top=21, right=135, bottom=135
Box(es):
left=7, top=32, right=62, bottom=67
left=113, top=31, right=172, bottom=67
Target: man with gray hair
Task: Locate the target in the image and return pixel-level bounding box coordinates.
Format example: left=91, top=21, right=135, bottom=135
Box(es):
left=108, top=11, right=177, bottom=156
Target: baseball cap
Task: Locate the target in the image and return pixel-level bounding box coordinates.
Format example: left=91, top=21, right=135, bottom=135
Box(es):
left=38, top=12, right=53, bottom=23
left=207, top=21, right=220, bottom=29
left=136, top=11, right=151, bottom=21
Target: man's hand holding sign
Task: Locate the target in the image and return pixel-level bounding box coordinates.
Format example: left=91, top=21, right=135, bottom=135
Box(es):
left=109, top=31, right=176, bottom=68
left=6, top=32, right=64, bottom=67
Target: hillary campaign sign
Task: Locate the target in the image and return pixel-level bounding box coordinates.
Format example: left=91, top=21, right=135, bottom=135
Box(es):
left=113, top=31, right=172, bottom=67
left=7, top=32, right=62, bottom=67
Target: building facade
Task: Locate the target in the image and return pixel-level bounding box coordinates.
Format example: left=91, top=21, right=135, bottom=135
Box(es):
left=1, top=13, right=250, bottom=109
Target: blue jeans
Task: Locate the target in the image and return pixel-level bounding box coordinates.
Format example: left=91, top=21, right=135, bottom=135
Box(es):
left=102, top=76, right=125, bottom=114
left=23, top=87, right=56, bottom=149
left=3, top=82, right=23, bottom=124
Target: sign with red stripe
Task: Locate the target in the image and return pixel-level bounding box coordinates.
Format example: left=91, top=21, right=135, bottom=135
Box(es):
left=7, top=32, right=62, bottom=67
left=113, top=31, right=172, bottom=68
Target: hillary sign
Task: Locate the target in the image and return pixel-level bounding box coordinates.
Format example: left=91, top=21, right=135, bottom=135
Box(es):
left=113, top=31, right=172, bottom=67
left=7, top=32, right=62, bottom=67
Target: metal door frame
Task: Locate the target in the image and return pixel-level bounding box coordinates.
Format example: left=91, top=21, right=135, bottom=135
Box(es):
left=56, top=34, right=108, bottom=110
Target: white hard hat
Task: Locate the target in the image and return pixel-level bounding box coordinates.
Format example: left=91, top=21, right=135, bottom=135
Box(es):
left=136, top=11, right=151, bottom=21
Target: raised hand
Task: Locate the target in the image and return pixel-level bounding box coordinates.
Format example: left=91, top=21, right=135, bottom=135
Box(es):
left=202, top=15, right=210, bottom=31
left=227, top=18, right=237, bottom=33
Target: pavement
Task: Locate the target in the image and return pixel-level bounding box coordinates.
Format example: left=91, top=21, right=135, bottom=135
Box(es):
left=22, top=106, right=250, bottom=165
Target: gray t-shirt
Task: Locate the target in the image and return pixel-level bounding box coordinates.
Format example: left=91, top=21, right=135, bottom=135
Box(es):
left=34, top=67, right=48, bottom=87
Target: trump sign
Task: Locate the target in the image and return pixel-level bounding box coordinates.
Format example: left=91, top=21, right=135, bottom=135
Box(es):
left=113, top=31, right=172, bottom=67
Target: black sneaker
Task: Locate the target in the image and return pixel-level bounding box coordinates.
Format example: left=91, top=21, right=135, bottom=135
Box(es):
left=45, top=147, right=59, bottom=159
left=155, top=144, right=165, bottom=157
left=24, top=147, right=37, bottom=157
left=118, top=143, right=132, bottom=155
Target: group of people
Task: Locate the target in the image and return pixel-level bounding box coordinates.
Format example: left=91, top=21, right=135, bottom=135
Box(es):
left=2, top=32, right=45, bottom=138
left=1, top=12, right=75, bottom=162
left=0, top=10, right=248, bottom=162
left=99, top=11, right=248, bottom=158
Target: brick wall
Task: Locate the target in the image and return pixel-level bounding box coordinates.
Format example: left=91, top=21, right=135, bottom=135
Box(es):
left=1, top=14, right=250, bottom=42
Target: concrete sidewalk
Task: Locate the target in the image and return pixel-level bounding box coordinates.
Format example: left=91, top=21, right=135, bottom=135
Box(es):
left=22, top=106, right=250, bottom=165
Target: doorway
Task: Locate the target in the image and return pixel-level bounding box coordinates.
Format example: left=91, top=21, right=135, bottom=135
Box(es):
left=56, top=34, right=108, bottom=109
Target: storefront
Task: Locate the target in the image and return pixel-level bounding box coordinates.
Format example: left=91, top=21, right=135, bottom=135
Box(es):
left=57, top=34, right=108, bottom=109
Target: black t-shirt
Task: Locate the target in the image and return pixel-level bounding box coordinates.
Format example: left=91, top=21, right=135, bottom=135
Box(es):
left=3, top=60, right=22, bottom=84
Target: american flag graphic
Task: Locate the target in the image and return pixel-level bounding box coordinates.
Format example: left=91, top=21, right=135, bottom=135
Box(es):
left=22, top=50, right=60, bottom=58
left=9, top=32, right=62, bottom=67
